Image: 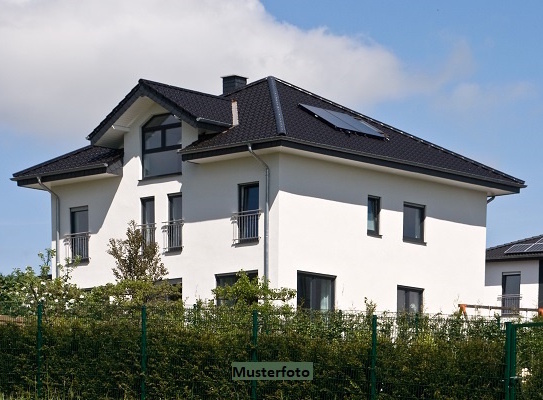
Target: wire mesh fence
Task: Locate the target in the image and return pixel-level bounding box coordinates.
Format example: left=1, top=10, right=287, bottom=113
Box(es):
left=0, top=301, right=540, bottom=399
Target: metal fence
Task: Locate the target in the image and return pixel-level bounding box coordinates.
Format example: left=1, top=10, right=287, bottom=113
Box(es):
left=0, top=303, right=539, bottom=399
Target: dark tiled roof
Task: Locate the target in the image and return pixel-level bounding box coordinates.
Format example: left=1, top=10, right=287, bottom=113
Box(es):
left=12, top=145, right=123, bottom=180
left=182, top=77, right=525, bottom=191
left=487, top=234, right=543, bottom=261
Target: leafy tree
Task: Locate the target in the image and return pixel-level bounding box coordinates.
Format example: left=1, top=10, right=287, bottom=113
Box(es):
left=107, top=220, right=167, bottom=282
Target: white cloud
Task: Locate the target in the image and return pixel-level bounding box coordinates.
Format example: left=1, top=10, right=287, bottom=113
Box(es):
left=0, top=0, right=476, bottom=140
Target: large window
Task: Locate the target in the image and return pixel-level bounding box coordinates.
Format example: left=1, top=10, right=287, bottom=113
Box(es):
left=216, top=271, right=258, bottom=306
left=367, top=196, right=381, bottom=236
left=397, top=286, right=423, bottom=313
left=141, top=197, right=155, bottom=245
left=68, top=206, right=89, bottom=261
left=235, top=183, right=260, bottom=243
left=142, top=114, right=182, bottom=178
left=163, top=193, right=183, bottom=252
left=297, top=272, right=335, bottom=311
left=501, top=273, right=521, bottom=316
left=403, top=203, right=425, bottom=243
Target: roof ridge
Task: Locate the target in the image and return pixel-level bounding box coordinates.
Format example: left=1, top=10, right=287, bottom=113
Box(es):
left=13, top=145, right=95, bottom=176
left=266, top=76, right=287, bottom=136
left=487, top=233, right=543, bottom=251
left=139, top=79, right=230, bottom=102
left=271, top=77, right=524, bottom=186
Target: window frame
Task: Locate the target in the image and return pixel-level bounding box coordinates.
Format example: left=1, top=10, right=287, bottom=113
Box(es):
left=164, top=193, right=183, bottom=252
left=397, top=285, right=424, bottom=314
left=501, top=272, right=521, bottom=316
left=69, top=205, right=89, bottom=262
left=215, top=270, right=258, bottom=306
left=403, top=202, right=425, bottom=244
left=141, top=113, right=182, bottom=179
left=297, top=271, right=336, bottom=311
left=367, top=195, right=381, bottom=237
left=236, top=182, right=260, bottom=243
left=140, top=197, right=156, bottom=246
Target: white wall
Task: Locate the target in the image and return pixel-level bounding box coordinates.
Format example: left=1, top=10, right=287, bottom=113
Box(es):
left=484, top=259, right=540, bottom=310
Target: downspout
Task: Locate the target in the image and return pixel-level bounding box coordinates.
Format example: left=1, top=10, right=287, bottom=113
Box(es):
left=247, top=144, right=269, bottom=281
left=37, top=177, right=60, bottom=278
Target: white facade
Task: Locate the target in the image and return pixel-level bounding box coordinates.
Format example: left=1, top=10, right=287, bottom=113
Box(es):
left=45, top=99, right=492, bottom=313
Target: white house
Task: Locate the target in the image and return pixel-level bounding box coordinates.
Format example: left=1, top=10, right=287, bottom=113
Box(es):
left=484, top=235, right=543, bottom=316
left=12, top=75, right=525, bottom=313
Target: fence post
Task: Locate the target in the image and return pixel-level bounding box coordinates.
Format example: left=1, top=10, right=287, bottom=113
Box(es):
left=504, top=322, right=511, bottom=400
left=141, top=305, right=147, bottom=400
left=36, top=302, right=43, bottom=400
left=251, top=309, right=258, bottom=400
left=370, top=315, right=377, bottom=400
left=510, top=326, right=517, bottom=400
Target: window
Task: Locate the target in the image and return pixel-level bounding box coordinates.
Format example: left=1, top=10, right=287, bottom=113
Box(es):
left=501, top=273, right=521, bottom=316
left=367, top=196, right=380, bottom=236
left=403, top=203, right=425, bottom=243
left=397, top=286, right=423, bottom=313
left=141, top=197, right=155, bottom=245
left=235, top=183, right=260, bottom=243
left=162, top=194, right=183, bottom=252
left=297, top=272, right=335, bottom=311
left=142, top=114, right=182, bottom=178
left=215, top=270, right=258, bottom=306
left=68, top=206, right=89, bottom=261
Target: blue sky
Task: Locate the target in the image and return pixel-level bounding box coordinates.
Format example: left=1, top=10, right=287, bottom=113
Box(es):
left=1, top=0, right=542, bottom=275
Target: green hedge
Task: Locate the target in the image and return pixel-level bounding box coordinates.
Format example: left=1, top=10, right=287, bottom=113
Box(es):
left=0, top=304, right=539, bottom=399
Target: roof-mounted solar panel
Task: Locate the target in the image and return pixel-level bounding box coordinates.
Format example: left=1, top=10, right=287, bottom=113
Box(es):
left=504, top=244, right=532, bottom=254
left=526, top=243, right=543, bottom=253
left=299, top=104, right=384, bottom=139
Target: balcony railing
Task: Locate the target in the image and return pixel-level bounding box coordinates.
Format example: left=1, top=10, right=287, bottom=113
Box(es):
left=64, top=232, right=90, bottom=262
left=161, top=219, right=184, bottom=252
left=232, top=209, right=261, bottom=244
left=498, top=294, right=522, bottom=316
left=139, top=223, right=156, bottom=247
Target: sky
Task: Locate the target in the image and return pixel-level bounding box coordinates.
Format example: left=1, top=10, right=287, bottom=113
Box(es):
left=1, top=0, right=542, bottom=275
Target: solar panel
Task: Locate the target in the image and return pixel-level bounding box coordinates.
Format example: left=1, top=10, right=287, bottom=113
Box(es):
left=299, top=104, right=384, bottom=139
left=526, top=243, right=543, bottom=253
left=504, top=244, right=532, bottom=254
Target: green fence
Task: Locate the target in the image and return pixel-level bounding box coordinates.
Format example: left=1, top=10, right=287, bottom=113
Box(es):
left=0, top=302, right=539, bottom=399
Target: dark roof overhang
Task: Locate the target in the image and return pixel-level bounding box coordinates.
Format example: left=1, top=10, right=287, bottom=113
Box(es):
left=11, top=164, right=115, bottom=187
left=181, top=138, right=526, bottom=195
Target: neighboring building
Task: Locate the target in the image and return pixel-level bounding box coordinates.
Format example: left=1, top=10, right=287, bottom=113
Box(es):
left=12, top=75, right=525, bottom=312
left=485, top=235, right=543, bottom=315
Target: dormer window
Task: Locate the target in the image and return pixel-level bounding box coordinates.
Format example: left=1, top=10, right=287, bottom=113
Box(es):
left=142, top=114, right=182, bottom=178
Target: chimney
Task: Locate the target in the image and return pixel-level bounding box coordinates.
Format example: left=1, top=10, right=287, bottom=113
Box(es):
left=222, top=75, right=247, bottom=95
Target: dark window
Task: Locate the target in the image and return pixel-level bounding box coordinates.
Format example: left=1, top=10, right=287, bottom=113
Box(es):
left=142, top=114, right=182, bottom=178
left=216, top=271, right=258, bottom=306
left=297, top=272, right=335, bottom=311
left=237, top=183, right=259, bottom=242
left=502, top=273, right=521, bottom=316
left=367, top=196, right=380, bottom=236
left=397, top=286, right=423, bottom=313
left=403, top=203, right=425, bottom=243
left=141, top=197, right=155, bottom=245
left=165, top=194, right=183, bottom=251
left=69, top=206, right=89, bottom=260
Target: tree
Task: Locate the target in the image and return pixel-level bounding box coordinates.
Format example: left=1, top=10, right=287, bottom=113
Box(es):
left=107, top=220, right=167, bottom=282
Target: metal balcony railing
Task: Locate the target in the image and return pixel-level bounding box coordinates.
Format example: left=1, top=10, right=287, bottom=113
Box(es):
left=139, top=223, right=156, bottom=248
left=232, top=209, right=261, bottom=244
left=161, top=219, right=184, bottom=252
left=64, top=232, right=90, bottom=262
left=498, top=294, right=522, bottom=316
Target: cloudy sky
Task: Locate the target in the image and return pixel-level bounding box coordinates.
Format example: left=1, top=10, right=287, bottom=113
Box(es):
left=2, top=0, right=542, bottom=274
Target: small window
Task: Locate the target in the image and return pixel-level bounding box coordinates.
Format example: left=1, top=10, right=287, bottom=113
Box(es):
left=403, top=203, right=425, bottom=243
left=297, top=271, right=335, bottom=311
left=141, top=197, right=155, bottom=245
left=142, top=113, right=182, bottom=178
left=367, top=196, right=380, bottom=236
left=68, top=206, right=89, bottom=261
left=235, top=183, right=260, bottom=243
left=163, top=194, right=183, bottom=252
left=215, top=271, right=258, bottom=306
left=397, top=286, right=423, bottom=313
left=501, top=273, right=521, bottom=316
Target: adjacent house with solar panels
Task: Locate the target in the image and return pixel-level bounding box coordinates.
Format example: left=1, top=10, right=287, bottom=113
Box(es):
left=11, top=75, right=525, bottom=313
left=485, top=235, right=543, bottom=316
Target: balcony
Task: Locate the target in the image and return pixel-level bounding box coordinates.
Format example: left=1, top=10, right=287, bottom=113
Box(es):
left=232, top=209, right=261, bottom=244
left=64, top=232, right=90, bottom=262
left=161, top=219, right=184, bottom=252
left=139, top=223, right=156, bottom=248
left=498, top=294, right=522, bottom=316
